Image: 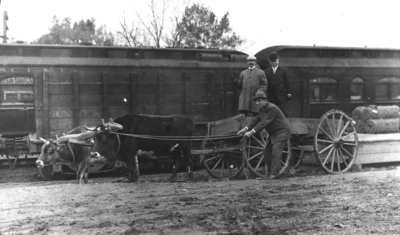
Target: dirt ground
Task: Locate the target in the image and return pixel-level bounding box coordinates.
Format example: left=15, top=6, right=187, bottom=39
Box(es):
left=1, top=161, right=400, bottom=235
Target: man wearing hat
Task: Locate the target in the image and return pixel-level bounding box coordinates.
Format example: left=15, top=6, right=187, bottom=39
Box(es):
left=237, top=90, right=291, bottom=179
left=234, top=55, right=268, bottom=117
left=264, top=52, right=292, bottom=117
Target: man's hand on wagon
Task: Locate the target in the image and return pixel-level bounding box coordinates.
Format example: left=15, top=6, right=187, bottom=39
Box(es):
left=237, top=127, right=256, bottom=138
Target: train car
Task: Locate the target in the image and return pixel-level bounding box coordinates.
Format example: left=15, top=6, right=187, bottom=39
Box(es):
left=0, top=43, right=248, bottom=174
left=255, top=45, right=400, bottom=118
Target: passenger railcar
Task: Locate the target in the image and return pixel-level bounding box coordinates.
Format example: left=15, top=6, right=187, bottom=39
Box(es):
left=255, top=45, right=400, bottom=118
left=0, top=44, right=247, bottom=171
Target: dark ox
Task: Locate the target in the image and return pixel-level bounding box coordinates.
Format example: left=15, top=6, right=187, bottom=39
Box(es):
left=36, top=133, right=97, bottom=184
left=90, top=114, right=195, bottom=182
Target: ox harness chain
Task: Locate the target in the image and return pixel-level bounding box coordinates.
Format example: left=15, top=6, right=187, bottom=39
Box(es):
left=106, top=131, right=240, bottom=141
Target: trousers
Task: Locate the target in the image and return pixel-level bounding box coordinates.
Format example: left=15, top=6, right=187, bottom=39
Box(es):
left=264, top=138, right=287, bottom=176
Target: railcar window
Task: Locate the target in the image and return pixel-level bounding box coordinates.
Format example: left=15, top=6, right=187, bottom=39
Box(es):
left=350, top=77, right=364, bottom=101
left=376, top=77, right=400, bottom=100
left=309, top=77, right=338, bottom=102
left=0, top=76, right=34, bottom=106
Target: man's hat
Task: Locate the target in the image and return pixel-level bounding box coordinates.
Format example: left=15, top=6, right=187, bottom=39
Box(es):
left=269, top=52, right=279, bottom=62
left=253, top=91, right=267, bottom=101
left=247, top=55, right=257, bottom=61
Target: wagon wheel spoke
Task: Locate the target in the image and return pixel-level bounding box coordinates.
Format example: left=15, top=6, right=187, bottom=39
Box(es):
left=318, top=125, right=334, bottom=141
left=324, top=117, right=336, bottom=139
left=338, top=120, right=351, bottom=138
left=251, top=135, right=266, bottom=147
left=204, top=155, right=219, bottom=163
left=330, top=148, right=336, bottom=172
left=220, top=158, right=226, bottom=178
left=338, top=147, right=349, bottom=167
left=342, top=142, right=357, bottom=147
left=247, top=151, right=263, bottom=161
left=336, top=114, right=344, bottom=137
left=339, top=145, right=353, bottom=159
left=323, top=146, right=335, bottom=165
left=316, top=139, right=334, bottom=144
left=342, top=131, right=356, bottom=140
left=319, top=144, right=334, bottom=155
left=336, top=149, right=341, bottom=172
left=210, top=157, right=223, bottom=171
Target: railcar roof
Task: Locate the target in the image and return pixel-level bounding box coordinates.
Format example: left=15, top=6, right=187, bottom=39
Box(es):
left=255, top=45, right=400, bottom=68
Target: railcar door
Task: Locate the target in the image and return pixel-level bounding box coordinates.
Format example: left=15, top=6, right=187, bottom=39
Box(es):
left=0, top=75, right=35, bottom=135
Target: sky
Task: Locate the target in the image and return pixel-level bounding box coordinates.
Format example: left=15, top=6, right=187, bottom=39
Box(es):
left=1, top=0, right=400, bottom=56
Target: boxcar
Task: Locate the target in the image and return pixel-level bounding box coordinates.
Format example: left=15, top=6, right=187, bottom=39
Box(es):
left=0, top=44, right=247, bottom=170
left=255, top=45, right=400, bottom=118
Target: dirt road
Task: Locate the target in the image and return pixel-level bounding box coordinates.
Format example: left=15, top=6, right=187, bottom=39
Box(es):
left=1, top=165, right=400, bottom=235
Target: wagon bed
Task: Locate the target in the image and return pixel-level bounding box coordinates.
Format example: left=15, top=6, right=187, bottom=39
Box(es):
left=196, top=109, right=359, bottom=179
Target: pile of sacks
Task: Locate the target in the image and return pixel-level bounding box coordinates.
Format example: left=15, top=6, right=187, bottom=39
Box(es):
left=351, top=105, right=400, bottom=134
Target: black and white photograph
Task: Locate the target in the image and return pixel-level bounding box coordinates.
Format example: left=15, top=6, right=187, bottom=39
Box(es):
left=0, top=0, right=399, bottom=234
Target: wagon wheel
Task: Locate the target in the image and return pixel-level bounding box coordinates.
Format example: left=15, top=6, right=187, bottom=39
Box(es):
left=314, top=109, right=358, bottom=174
left=243, top=131, right=291, bottom=178
left=290, top=146, right=304, bottom=169
left=201, top=137, right=244, bottom=180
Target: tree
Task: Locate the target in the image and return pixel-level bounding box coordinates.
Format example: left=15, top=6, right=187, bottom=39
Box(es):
left=176, top=4, right=244, bottom=49
left=33, top=16, right=116, bottom=46
left=117, top=16, right=152, bottom=47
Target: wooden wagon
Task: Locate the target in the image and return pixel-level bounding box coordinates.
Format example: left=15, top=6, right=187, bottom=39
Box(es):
left=193, top=109, right=358, bottom=179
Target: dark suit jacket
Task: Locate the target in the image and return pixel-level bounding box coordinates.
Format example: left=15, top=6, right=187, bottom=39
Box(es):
left=264, top=66, right=292, bottom=102
left=246, top=102, right=291, bottom=144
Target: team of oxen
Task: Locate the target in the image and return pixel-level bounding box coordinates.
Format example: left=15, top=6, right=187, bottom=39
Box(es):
left=36, top=114, right=195, bottom=184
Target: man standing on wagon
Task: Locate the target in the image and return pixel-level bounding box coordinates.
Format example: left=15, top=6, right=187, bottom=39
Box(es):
left=264, top=52, right=292, bottom=117
left=234, top=55, right=268, bottom=117
left=237, top=91, right=291, bottom=179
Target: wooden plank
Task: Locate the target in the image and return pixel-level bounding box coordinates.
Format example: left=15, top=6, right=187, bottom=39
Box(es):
left=109, top=106, right=130, bottom=118
left=43, top=71, right=50, bottom=138
left=79, top=71, right=103, bottom=82
left=158, top=71, right=164, bottom=115
left=163, top=83, right=185, bottom=94
left=107, top=83, right=131, bottom=95
left=48, top=84, right=73, bottom=94
left=50, top=118, right=74, bottom=130
left=73, top=71, right=79, bottom=129
left=162, top=105, right=184, bottom=115
left=184, top=73, right=190, bottom=115
left=136, top=83, right=159, bottom=94
left=47, top=71, right=72, bottom=83
left=354, top=141, right=400, bottom=164
left=108, top=71, right=131, bottom=83
left=209, top=71, right=215, bottom=121
left=107, top=95, right=132, bottom=106
left=34, top=70, right=44, bottom=139
left=79, top=84, right=102, bottom=94
left=131, top=71, right=137, bottom=114
left=49, top=95, right=74, bottom=107
left=78, top=118, right=103, bottom=127
left=286, top=118, right=320, bottom=135
left=102, top=71, right=109, bottom=120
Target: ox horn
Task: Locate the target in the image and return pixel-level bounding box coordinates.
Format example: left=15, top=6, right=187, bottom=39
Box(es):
left=108, top=123, right=123, bottom=131
left=101, top=119, right=106, bottom=125
left=109, top=118, right=114, bottom=123
left=40, top=137, right=49, bottom=145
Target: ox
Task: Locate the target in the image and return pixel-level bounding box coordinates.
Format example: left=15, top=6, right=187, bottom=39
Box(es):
left=90, top=114, right=195, bottom=182
left=36, top=132, right=97, bottom=184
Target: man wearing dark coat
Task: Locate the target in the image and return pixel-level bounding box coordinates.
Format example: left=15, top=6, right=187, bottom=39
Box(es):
left=264, top=52, right=292, bottom=117
left=234, top=55, right=268, bottom=117
left=237, top=91, right=291, bottom=179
